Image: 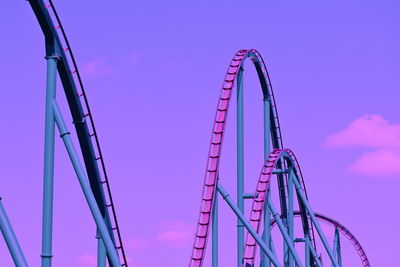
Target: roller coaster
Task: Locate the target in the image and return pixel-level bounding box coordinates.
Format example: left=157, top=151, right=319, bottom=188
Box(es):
left=0, top=1, right=369, bottom=266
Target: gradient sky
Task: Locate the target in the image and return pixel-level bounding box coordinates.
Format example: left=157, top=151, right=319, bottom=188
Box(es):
left=0, top=0, right=399, bottom=266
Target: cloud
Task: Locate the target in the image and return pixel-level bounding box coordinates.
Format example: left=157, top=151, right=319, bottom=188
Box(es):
left=83, top=59, right=115, bottom=76
left=348, top=149, right=400, bottom=177
left=325, top=114, right=400, bottom=148
left=126, top=237, right=149, bottom=251
left=156, top=221, right=192, bottom=248
left=77, top=253, right=96, bottom=267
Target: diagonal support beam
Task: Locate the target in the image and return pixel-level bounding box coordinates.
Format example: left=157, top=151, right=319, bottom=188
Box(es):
left=0, top=199, right=28, bottom=267
left=267, top=200, right=303, bottom=267
left=292, top=174, right=340, bottom=267
left=52, top=100, right=121, bottom=267
left=217, top=183, right=282, bottom=267
left=332, top=228, right=342, bottom=267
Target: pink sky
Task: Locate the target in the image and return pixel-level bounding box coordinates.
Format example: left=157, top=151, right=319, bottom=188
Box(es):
left=0, top=0, right=399, bottom=266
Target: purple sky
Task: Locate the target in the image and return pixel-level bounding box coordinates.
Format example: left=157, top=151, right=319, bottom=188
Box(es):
left=0, top=0, right=399, bottom=266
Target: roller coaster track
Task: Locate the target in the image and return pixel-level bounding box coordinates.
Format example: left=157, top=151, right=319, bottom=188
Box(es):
left=271, top=212, right=370, bottom=267
left=28, top=0, right=127, bottom=265
left=245, top=149, right=370, bottom=266
left=0, top=2, right=369, bottom=266
left=189, top=50, right=369, bottom=267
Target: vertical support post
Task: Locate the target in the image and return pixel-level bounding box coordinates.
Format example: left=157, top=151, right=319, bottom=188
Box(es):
left=305, top=236, right=310, bottom=267
left=0, top=199, right=28, bottom=267
left=261, top=193, right=272, bottom=267
left=287, top=172, right=294, bottom=267
left=236, top=66, right=244, bottom=267
left=332, top=228, right=342, bottom=267
left=212, top=191, right=218, bottom=267
left=263, top=99, right=271, bottom=160
left=261, top=98, right=272, bottom=266
left=52, top=100, right=121, bottom=267
left=97, top=233, right=106, bottom=267
left=41, top=55, right=58, bottom=267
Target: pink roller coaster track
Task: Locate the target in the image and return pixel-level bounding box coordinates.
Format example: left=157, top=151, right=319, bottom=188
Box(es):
left=189, top=49, right=369, bottom=267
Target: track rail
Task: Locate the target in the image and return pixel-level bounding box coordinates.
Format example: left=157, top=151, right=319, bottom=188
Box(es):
left=28, top=0, right=127, bottom=265
left=189, top=49, right=315, bottom=266
left=244, top=149, right=369, bottom=266
left=243, top=148, right=293, bottom=265
left=243, top=149, right=318, bottom=265
left=270, top=212, right=370, bottom=267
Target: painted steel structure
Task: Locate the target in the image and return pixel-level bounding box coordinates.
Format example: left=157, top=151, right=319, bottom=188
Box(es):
left=0, top=2, right=370, bottom=267
left=189, top=50, right=370, bottom=267
left=0, top=0, right=127, bottom=266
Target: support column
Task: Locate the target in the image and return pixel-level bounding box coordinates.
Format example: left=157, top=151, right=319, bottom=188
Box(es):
left=332, top=228, right=342, bottom=267
left=212, top=190, right=218, bottom=267
left=41, top=55, right=58, bottom=267
left=261, top=99, right=271, bottom=267
left=305, top=236, right=310, bottom=267
left=288, top=172, right=294, bottom=267
left=0, top=199, right=28, bottom=267
left=52, top=100, right=121, bottom=267
left=97, top=232, right=106, bottom=267
left=236, top=67, right=244, bottom=267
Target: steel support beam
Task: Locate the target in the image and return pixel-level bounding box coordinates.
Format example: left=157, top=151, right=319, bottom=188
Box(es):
left=305, top=236, right=322, bottom=267
left=212, top=190, right=218, bottom=267
left=261, top=97, right=272, bottom=267
left=287, top=172, right=294, bottom=267
left=268, top=201, right=303, bottom=267
left=292, top=175, right=339, bottom=267
left=52, top=100, right=121, bottom=267
left=0, top=199, right=28, bottom=267
left=236, top=66, right=245, bottom=267
left=217, top=183, right=282, bottom=267
left=41, top=55, right=58, bottom=267
left=304, top=236, right=310, bottom=267
left=97, top=234, right=106, bottom=267
left=332, top=228, right=342, bottom=267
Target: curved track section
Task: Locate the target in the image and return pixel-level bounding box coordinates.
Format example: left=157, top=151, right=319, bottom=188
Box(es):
left=29, top=0, right=127, bottom=265
left=190, top=49, right=368, bottom=266
left=244, top=149, right=370, bottom=266
left=189, top=49, right=319, bottom=267
left=189, top=49, right=283, bottom=266
left=312, top=213, right=370, bottom=267
left=243, top=148, right=294, bottom=265
left=270, top=212, right=370, bottom=267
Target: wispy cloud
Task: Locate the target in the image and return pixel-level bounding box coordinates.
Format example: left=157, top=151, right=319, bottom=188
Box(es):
left=83, top=58, right=115, bottom=76
left=325, top=114, right=400, bottom=148
left=325, top=114, right=400, bottom=178
left=348, top=149, right=400, bottom=177
left=156, top=221, right=192, bottom=248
